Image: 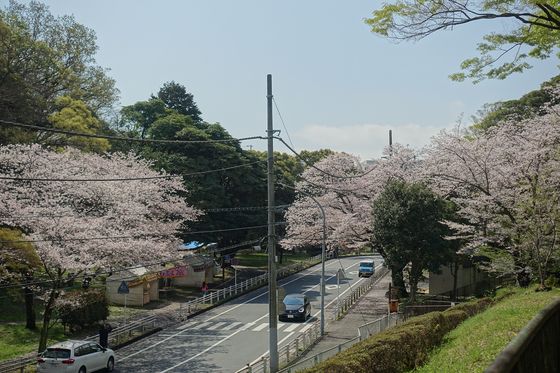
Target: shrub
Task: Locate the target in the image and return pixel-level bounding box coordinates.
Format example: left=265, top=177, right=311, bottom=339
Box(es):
left=55, top=289, right=109, bottom=331
left=302, top=298, right=493, bottom=373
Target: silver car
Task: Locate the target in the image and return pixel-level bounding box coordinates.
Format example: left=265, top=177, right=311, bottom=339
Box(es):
left=37, top=340, right=115, bottom=373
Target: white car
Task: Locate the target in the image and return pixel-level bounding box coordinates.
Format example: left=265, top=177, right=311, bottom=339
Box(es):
left=37, top=340, right=115, bottom=373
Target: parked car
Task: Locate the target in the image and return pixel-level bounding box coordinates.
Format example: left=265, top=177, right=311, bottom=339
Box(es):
left=358, top=258, right=375, bottom=277
left=37, top=340, right=115, bottom=373
left=279, top=293, right=311, bottom=322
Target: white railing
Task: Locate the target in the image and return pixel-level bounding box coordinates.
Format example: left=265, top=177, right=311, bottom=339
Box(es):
left=235, top=320, right=322, bottom=373
left=0, top=315, right=159, bottom=373
left=278, top=313, right=399, bottom=373
left=179, top=255, right=322, bottom=319
left=235, top=267, right=390, bottom=373
left=332, top=267, right=390, bottom=320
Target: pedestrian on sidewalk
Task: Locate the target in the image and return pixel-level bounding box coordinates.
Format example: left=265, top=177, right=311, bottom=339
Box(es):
left=98, top=320, right=112, bottom=348
left=201, top=281, right=209, bottom=296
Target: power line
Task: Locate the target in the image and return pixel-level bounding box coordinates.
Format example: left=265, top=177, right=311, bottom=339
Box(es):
left=274, top=136, right=377, bottom=179
left=272, top=97, right=295, bottom=149
left=0, top=160, right=265, bottom=182
left=0, top=222, right=287, bottom=244
left=0, top=119, right=266, bottom=144
left=0, top=205, right=291, bottom=221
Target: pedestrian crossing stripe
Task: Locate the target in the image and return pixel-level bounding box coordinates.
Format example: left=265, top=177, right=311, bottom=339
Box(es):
left=174, top=320, right=311, bottom=333
left=252, top=323, right=268, bottom=331
left=221, top=321, right=243, bottom=330
left=206, top=321, right=228, bottom=330
left=283, top=323, right=300, bottom=332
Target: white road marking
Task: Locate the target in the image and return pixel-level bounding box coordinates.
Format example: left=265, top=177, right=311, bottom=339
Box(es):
left=283, top=323, right=300, bottom=332
left=176, top=321, right=197, bottom=330
left=299, top=323, right=313, bottom=333
left=120, top=258, right=371, bottom=362
left=191, top=321, right=213, bottom=330
left=221, top=321, right=243, bottom=331
left=158, top=313, right=270, bottom=373
left=252, top=322, right=269, bottom=332
left=239, top=322, right=256, bottom=331
left=206, top=321, right=228, bottom=330
left=248, top=332, right=295, bottom=366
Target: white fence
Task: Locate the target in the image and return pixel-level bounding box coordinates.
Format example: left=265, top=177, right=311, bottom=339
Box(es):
left=235, top=320, right=322, bottom=373
left=0, top=315, right=159, bottom=373
left=278, top=313, right=399, bottom=373
left=234, top=266, right=390, bottom=373
left=332, top=267, right=390, bottom=320
left=180, top=255, right=322, bottom=319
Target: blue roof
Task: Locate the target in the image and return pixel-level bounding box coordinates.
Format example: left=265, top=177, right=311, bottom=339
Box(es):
left=182, top=241, right=203, bottom=250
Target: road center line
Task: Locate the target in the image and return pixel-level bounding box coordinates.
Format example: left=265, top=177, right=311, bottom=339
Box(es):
left=120, top=260, right=339, bottom=361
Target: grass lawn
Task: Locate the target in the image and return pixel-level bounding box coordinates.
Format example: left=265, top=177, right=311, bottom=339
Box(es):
left=413, top=286, right=560, bottom=373
left=0, top=322, right=66, bottom=360
left=235, top=250, right=314, bottom=269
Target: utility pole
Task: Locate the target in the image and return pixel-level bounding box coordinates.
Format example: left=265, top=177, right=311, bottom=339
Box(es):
left=389, top=129, right=393, bottom=157
left=267, top=74, right=279, bottom=372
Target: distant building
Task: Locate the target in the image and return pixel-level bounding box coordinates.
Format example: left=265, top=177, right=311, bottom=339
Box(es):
left=106, top=266, right=159, bottom=306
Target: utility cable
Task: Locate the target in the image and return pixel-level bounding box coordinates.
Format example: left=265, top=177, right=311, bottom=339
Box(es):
left=272, top=97, right=295, bottom=149
left=274, top=136, right=377, bottom=179
left=0, top=205, right=291, bottom=221
left=0, top=119, right=267, bottom=144
left=0, top=160, right=266, bottom=182
left=0, top=222, right=287, bottom=244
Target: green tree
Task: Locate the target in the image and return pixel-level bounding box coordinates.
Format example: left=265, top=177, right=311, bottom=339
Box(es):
left=0, top=0, right=118, bottom=143
left=471, top=75, right=560, bottom=132
left=47, top=96, right=110, bottom=152
left=155, top=81, right=202, bottom=123
left=372, top=181, right=453, bottom=301
left=0, top=228, right=41, bottom=329
left=365, top=1, right=560, bottom=82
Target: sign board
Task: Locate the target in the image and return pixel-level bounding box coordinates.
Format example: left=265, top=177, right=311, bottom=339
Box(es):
left=117, top=281, right=130, bottom=294
left=159, top=266, right=187, bottom=278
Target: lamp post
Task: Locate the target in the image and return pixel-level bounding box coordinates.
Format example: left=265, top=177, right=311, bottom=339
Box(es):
left=279, top=183, right=327, bottom=336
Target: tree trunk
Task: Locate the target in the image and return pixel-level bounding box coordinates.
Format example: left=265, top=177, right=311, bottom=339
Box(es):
left=38, top=289, right=58, bottom=352
left=24, top=286, right=36, bottom=330
left=451, top=259, right=459, bottom=301
left=391, top=263, right=408, bottom=297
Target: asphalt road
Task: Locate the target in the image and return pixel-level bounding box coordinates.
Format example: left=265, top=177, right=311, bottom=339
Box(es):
left=114, top=255, right=383, bottom=373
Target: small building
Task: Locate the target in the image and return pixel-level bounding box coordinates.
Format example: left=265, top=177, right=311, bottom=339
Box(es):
left=429, top=263, right=495, bottom=297
left=171, top=254, right=216, bottom=287
left=106, top=267, right=159, bottom=306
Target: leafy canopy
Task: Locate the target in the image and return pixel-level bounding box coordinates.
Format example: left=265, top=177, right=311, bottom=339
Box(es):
left=365, top=1, right=560, bottom=82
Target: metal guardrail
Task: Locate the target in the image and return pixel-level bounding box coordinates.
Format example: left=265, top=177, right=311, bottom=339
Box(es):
left=235, top=266, right=390, bottom=373
left=333, top=267, right=390, bottom=320
left=235, top=320, right=322, bottom=373
left=179, top=255, right=322, bottom=319
left=0, top=315, right=159, bottom=373
left=485, top=298, right=560, bottom=373
left=279, top=313, right=399, bottom=373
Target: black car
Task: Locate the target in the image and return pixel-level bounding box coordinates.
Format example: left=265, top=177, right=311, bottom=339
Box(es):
left=279, top=294, right=311, bottom=322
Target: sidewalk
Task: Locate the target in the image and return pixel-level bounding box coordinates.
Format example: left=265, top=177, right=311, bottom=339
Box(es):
left=296, top=271, right=392, bottom=360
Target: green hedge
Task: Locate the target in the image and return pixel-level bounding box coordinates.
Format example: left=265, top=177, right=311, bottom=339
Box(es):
left=302, top=297, right=493, bottom=373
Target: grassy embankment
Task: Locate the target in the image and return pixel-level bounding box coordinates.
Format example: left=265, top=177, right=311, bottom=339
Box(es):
left=413, top=286, right=560, bottom=373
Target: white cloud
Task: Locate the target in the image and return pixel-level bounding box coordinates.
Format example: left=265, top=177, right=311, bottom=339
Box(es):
left=291, top=122, right=452, bottom=160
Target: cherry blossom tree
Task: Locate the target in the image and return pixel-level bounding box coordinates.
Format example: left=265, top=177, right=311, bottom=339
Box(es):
left=424, top=95, right=560, bottom=287
left=0, top=144, right=199, bottom=351
left=282, top=145, right=420, bottom=251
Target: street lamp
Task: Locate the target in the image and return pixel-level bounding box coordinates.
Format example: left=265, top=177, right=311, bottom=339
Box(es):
left=279, top=183, right=327, bottom=336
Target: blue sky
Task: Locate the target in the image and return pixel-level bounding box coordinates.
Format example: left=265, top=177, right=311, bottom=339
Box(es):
left=8, top=1, right=560, bottom=159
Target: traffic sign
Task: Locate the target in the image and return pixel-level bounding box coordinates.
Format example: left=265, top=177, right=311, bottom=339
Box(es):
left=117, top=281, right=129, bottom=294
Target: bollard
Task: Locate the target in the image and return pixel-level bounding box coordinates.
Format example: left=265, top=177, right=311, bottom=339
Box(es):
left=295, top=337, right=299, bottom=356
